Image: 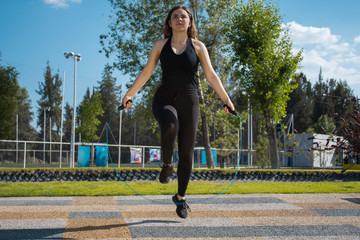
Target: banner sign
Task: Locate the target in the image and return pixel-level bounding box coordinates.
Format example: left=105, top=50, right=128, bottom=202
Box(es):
left=130, top=147, right=142, bottom=164
left=149, top=149, right=161, bottom=162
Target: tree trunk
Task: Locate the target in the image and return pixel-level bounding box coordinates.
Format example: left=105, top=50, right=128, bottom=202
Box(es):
left=264, top=111, right=280, bottom=169
left=91, top=144, right=95, bottom=167
left=198, top=84, right=215, bottom=168
left=189, top=1, right=214, bottom=168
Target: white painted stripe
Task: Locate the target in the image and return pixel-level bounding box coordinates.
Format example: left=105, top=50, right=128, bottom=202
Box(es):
left=125, top=218, right=241, bottom=227
left=210, top=203, right=303, bottom=211
left=0, top=219, right=67, bottom=229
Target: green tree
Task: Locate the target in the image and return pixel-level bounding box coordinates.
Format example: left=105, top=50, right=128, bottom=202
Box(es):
left=0, top=63, right=35, bottom=140
left=63, top=103, right=73, bottom=143
left=190, top=0, right=238, bottom=168
left=77, top=92, right=104, bottom=143
left=0, top=65, right=18, bottom=139
left=254, top=133, right=270, bottom=169
left=76, top=87, right=92, bottom=142
left=100, top=0, right=237, bottom=167
left=96, top=66, right=120, bottom=143
left=15, top=87, right=36, bottom=140
left=310, top=68, right=354, bottom=133
left=286, top=73, right=314, bottom=133
left=326, top=79, right=353, bottom=129
left=312, top=70, right=331, bottom=126
left=227, top=0, right=303, bottom=168
left=77, top=92, right=104, bottom=164
left=313, top=114, right=336, bottom=135
left=212, top=110, right=239, bottom=167
left=36, top=62, right=63, bottom=142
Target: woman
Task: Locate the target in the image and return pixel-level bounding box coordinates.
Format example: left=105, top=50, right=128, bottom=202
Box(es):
left=121, top=5, right=235, bottom=218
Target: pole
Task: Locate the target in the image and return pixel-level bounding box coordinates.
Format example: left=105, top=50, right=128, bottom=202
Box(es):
left=134, top=120, right=136, bottom=145
left=250, top=109, right=253, bottom=167
left=64, top=52, right=80, bottom=168
left=73, top=58, right=77, bottom=168
left=79, top=120, right=81, bottom=143
left=43, top=109, right=46, bottom=164
left=213, top=118, right=215, bottom=142
left=70, top=58, right=77, bottom=168
left=49, top=117, right=52, bottom=164
left=278, top=131, right=281, bottom=165
left=23, top=142, right=26, bottom=168
left=247, top=100, right=250, bottom=168
left=142, top=147, right=145, bottom=168
left=118, top=83, right=123, bottom=168
left=60, top=71, right=65, bottom=168
left=16, top=114, right=18, bottom=164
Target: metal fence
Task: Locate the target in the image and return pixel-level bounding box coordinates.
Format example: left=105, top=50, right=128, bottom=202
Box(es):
left=1, top=139, right=343, bottom=169
left=0, top=140, right=249, bottom=169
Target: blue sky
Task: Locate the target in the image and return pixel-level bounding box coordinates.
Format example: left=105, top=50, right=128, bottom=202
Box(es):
left=1, top=0, right=360, bottom=129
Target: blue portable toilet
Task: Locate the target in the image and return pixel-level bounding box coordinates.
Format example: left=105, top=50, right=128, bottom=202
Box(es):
left=78, top=146, right=90, bottom=167
left=96, top=146, right=108, bottom=167
left=201, top=150, right=217, bottom=166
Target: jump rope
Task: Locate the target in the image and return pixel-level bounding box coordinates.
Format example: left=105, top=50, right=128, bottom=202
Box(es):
left=106, top=100, right=242, bottom=205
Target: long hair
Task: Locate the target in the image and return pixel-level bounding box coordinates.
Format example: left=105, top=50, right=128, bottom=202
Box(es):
left=163, top=5, right=197, bottom=39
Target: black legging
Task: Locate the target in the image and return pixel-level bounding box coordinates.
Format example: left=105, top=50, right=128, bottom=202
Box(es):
left=152, top=86, right=200, bottom=197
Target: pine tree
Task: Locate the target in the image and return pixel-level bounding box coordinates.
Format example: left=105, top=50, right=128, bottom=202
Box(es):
left=96, top=66, right=120, bottom=143
left=63, top=103, right=73, bottom=143
left=0, top=63, right=35, bottom=140
left=286, top=73, right=314, bottom=133
left=36, top=62, right=63, bottom=142
left=0, top=65, right=18, bottom=139
left=15, top=87, right=36, bottom=140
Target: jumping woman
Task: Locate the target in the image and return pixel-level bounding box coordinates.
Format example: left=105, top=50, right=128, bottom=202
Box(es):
left=121, top=5, right=235, bottom=218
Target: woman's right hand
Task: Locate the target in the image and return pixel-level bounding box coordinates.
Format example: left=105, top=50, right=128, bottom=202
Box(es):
left=121, top=96, right=133, bottom=110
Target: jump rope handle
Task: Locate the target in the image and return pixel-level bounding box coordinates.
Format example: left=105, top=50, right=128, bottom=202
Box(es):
left=223, top=104, right=238, bottom=116
left=118, top=99, right=133, bottom=111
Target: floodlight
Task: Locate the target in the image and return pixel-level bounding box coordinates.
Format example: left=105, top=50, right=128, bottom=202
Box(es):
left=64, top=52, right=75, bottom=59
left=75, top=54, right=81, bottom=61
left=63, top=51, right=81, bottom=168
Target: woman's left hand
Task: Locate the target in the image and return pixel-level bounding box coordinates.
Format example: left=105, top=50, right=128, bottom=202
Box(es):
left=121, top=96, right=133, bottom=110
left=223, top=99, right=236, bottom=115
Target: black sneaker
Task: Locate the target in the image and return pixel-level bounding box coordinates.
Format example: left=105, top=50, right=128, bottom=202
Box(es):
left=159, top=164, right=173, bottom=184
left=172, top=194, right=191, bottom=218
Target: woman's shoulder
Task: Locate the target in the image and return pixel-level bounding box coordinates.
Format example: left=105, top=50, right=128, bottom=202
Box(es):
left=150, top=38, right=168, bottom=55
left=190, top=39, right=207, bottom=54
left=154, top=38, right=169, bottom=48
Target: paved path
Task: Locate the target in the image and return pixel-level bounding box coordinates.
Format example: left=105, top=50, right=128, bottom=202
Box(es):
left=0, top=193, right=359, bottom=239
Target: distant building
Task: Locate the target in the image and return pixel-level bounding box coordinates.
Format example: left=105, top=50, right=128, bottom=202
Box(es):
left=284, top=133, right=342, bottom=168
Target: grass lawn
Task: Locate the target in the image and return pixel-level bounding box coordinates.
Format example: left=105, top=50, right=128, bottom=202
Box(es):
left=0, top=181, right=359, bottom=197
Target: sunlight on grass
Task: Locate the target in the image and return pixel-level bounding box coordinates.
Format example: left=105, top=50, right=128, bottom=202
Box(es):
left=0, top=181, right=359, bottom=197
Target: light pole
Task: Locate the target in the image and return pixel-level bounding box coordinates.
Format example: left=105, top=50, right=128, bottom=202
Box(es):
left=49, top=117, right=52, bottom=164
left=64, top=51, right=81, bottom=168
left=59, top=71, right=65, bottom=168
left=43, top=107, right=50, bottom=164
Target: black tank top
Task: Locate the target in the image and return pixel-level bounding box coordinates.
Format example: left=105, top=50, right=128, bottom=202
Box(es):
left=159, top=38, right=200, bottom=92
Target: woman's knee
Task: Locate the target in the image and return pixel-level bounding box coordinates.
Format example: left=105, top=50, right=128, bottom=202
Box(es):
left=162, top=122, right=178, bottom=138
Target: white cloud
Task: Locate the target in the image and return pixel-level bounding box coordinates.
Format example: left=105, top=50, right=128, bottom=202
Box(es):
left=285, top=21, right=360, bottom=95
left=285, top=21, right=339, bottom=46
left=43, top=0, right=81, bottom=9
left=355, top=35, right=360, bottom=45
